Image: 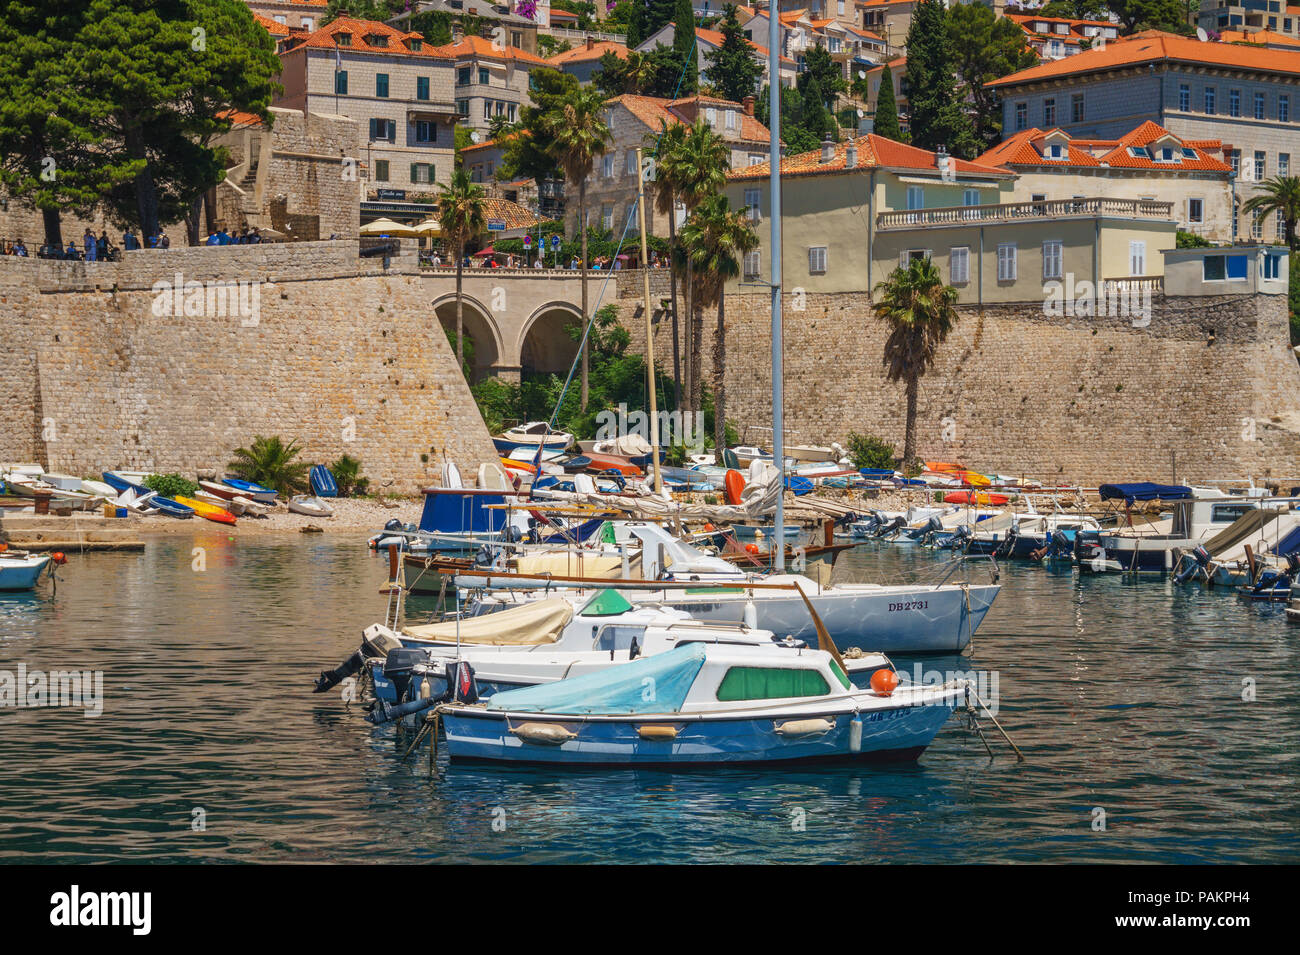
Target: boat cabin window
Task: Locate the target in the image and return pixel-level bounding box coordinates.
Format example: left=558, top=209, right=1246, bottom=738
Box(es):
left=1211, top=503, right=1254, bottom=523
left=715, top=666, right=831, bottom=702
left=594, top=625, right=646, bottom=652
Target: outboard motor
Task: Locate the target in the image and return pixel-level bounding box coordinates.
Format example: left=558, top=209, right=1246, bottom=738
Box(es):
left=876, top=516, right=906, bottom=540
left=944, top=524, right=973, bottom=550
left=380, top=648, right=427, bottom=703
left=313, top=626, right=404, bottom=693
left=1173, top=544, right=1212, bottom=584
left=444, top=660, right=479, bottom=704
left=994, top=526, right=1018, bottom=559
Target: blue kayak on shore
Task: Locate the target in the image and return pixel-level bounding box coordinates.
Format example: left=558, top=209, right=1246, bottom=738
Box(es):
left=310, top=465, right=338, bottom=498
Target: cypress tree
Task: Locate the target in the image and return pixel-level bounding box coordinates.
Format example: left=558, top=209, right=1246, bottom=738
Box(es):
left=671, top=0, right=697, bottom=96
left=904, top=0, right=977, bottom=156
left=705, top=5, right=762, bottom=103
left=873, top=64, right=902, bottom=141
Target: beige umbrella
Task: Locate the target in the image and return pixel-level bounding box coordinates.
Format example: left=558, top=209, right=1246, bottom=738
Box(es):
left=360, top=217, right=418, bottom=237
left=413, top=219, right=441, bottom=235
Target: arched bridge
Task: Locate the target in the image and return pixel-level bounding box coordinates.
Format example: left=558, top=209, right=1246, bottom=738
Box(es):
left=423, top=268, right=634, bottom=382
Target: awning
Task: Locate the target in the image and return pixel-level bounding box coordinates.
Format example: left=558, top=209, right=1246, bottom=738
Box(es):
left=1098, top=483, right=1193, bottom=504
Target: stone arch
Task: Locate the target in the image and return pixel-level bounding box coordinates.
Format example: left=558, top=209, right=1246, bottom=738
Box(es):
left=518, top=301, right=583, bottom=378
left=433, top=292, right=503, bottom=382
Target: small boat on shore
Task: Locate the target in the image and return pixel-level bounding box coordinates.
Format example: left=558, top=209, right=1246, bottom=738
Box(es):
left=437, top=642, right=969, bottom=767
left=288, top=495, right=334, bottom=518
left=310, top=465, right=338, bottom=498
left=220, top=477, right=278, bottom=504
left=173, top=496, right=236, bottom=525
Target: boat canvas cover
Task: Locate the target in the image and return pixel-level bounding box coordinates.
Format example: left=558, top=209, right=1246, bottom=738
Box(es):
left=403, top=597, right=573, bottom=645
left=419, top=490, right=506, bottom=535
left=1200, top=507, right=1281, bottom=557
left=486, top=643, right=707, bottom=714
left=1099, top=483, right=1193, bottom=504
left=513, top=552, right=625, bottom=579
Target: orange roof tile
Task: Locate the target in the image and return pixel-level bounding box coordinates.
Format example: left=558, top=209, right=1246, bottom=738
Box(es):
left=976, top=121, right=1231, bottom=172
left=547, top=40, right=629, bottom=66
left=988, top=29, right=1300, bottom=88
left=608, top=93, right=774, bottom=145
left=1218, top=28, right=1300, bottom=49
left=253, top=12, right=291, bottom=37
left=728, top=134, right=1011, bottom=181
left=432, top=35, right=551, bottom=66
left=281, top=17, right=452, bottom=59
left=693, top=25, right=797, bottom=66
left=481, top=196, right=539, bottom=230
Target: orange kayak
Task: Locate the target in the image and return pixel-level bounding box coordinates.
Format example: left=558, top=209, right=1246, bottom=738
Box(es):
left=724, top=469, right=745, bottom=505
left=174, top=495, right=237, bottom=525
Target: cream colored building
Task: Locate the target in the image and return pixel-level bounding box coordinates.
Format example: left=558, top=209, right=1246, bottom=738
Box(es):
left=444, top=36, right=551, bottom=136
left=726, top=133, right=1177, bottom=306
left=276, top=17, right=459, bottom=200
left=569, top=94, right=774, bottom=240
left=977, top=122, right=1236, bottom=243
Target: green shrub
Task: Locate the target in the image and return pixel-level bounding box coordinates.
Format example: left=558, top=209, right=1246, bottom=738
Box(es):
left=228, top=435, right=310, bottom=495
left=144, top=473, right=198, bottom=499
left=329, top=454, right=370, bottom=497
left=846, top=432, right=896, bottom=470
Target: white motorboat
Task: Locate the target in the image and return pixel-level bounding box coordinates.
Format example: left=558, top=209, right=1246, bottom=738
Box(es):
left=0, top=550, right=52, bottom=591
left=288, top=495, right=334, bottom=517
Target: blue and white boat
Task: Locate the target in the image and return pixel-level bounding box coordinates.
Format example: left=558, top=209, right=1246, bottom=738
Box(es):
left=310, top=465, right=338, bottom=498
left=220, top=477, right=278, bottom=504
left=437, top=642, right=969, bottom=766
left=1095, top=483, right=1263, bottom=573
left=0, top=551, right=52, bottom=591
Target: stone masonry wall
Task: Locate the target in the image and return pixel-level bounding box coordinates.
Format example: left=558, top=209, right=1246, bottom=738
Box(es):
left=615, top=278, right=1300, bottom=485
left=0, top=240, right=498, bottom=492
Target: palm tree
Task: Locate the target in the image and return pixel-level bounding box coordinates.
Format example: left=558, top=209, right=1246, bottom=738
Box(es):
left=647, top=120, right=688, bottom=412
left=667, top=120, right=731, bottom=413
left=679, top=195, right=759, bottom=454
left=623, top=50, right=657, bottom=94
left=1242, top=175, right=1300, bottom=250
left=228, top=435, right=310, bottom=496
left=540, top=85, right=612, bottom=409
left=871, top=257, right=959, bottom=468
left=438, top=168, right=487, bottom=374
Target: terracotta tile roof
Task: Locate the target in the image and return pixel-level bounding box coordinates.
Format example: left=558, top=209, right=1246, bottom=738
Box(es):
left=865, top=55, right=906, bottom=75
left=988, top=29, right=1300, bottom=87
left=549, top=8, right=579, bottom=19
left=460, top=130, right=527, bottom=155
left=1218, top=28, right=1300, bottom=49
left=607, top=93, right=774, bottom=146
left=976, top=121, right=1231, bottom=172
left=976, top=127, right=1101, bottom=167
left=253, top=12, right=291, bottom=37
left=728, top=133, right=1011, bottom=181
left=432, top=35, right=551, bottom=66
left=281, top=17, right=452, bottom=58
left=218, top=109, right=266, bottom=128
left=481, top=196, right=539, bottom=230
left=845, top=25, right=885, bottom=42
left=547, top=40, right=629, bottom=66
left=693, top=25, right=797, bottom=66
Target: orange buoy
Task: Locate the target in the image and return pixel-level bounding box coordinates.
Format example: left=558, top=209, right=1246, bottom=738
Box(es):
left=703, top=522, right=715, bottom=531
left=51, top=551, right=67, bottom=565
left=870, top=668, right=899, bottom=696
left=745, top=543, right=760, bottom=555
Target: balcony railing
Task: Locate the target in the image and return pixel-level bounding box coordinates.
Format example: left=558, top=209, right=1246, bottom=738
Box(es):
left=876, top=197, right=1174, bottom=229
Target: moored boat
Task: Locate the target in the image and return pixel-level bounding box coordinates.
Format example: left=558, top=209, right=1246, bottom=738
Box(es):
left=173, top=496, right=236, bottom=525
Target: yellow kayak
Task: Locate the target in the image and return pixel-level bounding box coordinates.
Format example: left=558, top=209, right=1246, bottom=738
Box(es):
left=173, top=495, right=237, bottom=525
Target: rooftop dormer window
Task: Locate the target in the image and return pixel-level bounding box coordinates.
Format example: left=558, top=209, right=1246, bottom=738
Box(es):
left=1181, top=147, right=1198, bottom=159
left=367, top=35, right=388, bottom=47
left=336, top=33, right=352, bottom=46
left=1045, top=143, right=1065, bottom=159
left=1128, top=146, right=1152, bottom=159
left=408, top=38, right=422, bottom=51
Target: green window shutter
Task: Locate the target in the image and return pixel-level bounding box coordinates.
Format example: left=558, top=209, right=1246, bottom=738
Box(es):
left=410, top=163, right=418, bottom=184
left=716, top=667, right=831, bottom=702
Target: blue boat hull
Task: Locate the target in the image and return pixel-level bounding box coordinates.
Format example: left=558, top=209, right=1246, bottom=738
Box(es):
left=441, top=701, right=960, bottom=766
left=310, top=465, right=338, bottom=498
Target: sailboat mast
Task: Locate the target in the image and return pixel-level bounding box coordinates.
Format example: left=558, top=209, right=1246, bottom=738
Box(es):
left=768, top=1, right=785, bottom=570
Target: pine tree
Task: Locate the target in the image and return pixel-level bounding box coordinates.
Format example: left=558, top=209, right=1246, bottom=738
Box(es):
left=671, top=0, right=698, bottom=96
left=873, top=64, right=902, bottom=141
left=705, top=5, right=761, bottom=103
left=644, top=0, right=678, bottom=39
left=904, top=0, right=977, bottom=157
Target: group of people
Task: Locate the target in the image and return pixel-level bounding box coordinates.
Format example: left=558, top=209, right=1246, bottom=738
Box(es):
left=204, top=226, right=264, bottom=246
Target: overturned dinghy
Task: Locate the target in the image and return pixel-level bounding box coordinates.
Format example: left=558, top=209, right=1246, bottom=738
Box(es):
left=438, top=643, right=969, bottom=767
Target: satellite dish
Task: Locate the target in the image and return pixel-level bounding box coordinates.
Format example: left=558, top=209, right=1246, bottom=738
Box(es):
left=1196, top=26, right=1208, bottom=41
left=470, top=130, right=481, bottom=143
left=857, top=70, right=867, bottom=79
left=857, top=108, right=864, bottom=117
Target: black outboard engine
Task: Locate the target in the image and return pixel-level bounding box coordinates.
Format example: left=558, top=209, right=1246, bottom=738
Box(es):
left=384, top=518, right=404, bottom=532
left=994, top=526, right=1018, bottom=558
left=381, top=648, right=427, bottom=702
left=1074, top=530, right=1103, bottom=562
left=366, top=660, right=479, bottom=725
left=912, top=514, right=943, bottom=543
left=876, top=515, right=906, bottom=539
left=313, top=626, right=404, bottom=693
left=1173, top=544, right=1212, bottom=583
left=946, top=524, right=973, bottom=550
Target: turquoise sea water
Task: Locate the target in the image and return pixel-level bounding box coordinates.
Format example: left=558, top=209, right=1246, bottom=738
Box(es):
left=1, top=533, right=1297, bottom=863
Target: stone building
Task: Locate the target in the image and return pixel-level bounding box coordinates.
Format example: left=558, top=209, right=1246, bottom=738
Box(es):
left=1005, top=13, right=1120, bottom=61
left=276, top=17, right=459, bottom=202
left=241, top=0, right=326, bottom=33
left=977, top=121, right=1235, bottom=243
left=546, top=38, right=629, bottom=84
left=213, top=107, right=362, bottom=241
left=566, top=94, right=774, bottom=240
left=443, top=35, right=550, bottom=136
left=1198, top=1, right=1300, bottom=40
left=636, top=23, right=798, bottom=89
left=988, top=30, right=1300, bottom=244
left=726, top=133, right=1177, bottom=307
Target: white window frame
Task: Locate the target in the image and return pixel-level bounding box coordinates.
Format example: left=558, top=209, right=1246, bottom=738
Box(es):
left=745, top=188, right=761, bottom=222
left=1188, top=198, right=1204, bottom=224
left=906, top=185, right=924, bottom=210
left=602, top=153, right=614, bottom=178
left=1042, top=240, right=1063, bottom=280
left=1129, top=240, right=1146, bottom=277
left=997, top=242, right=1017, bottom=281
left=950, top=246, right=969, bottom=284
left=625, top=149, right=636, bottom=175
left=743, top=249, right=761, bottom=280
left=808, top=246, right=828, bottom=274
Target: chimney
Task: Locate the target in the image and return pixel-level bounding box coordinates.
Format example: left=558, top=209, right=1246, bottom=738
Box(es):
left=846, top=142, right=858, bottom=169
left=820, top=134, right=834, bottom=164
left=743, top=94, right=755, bottom=116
